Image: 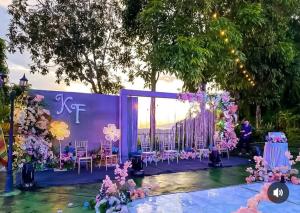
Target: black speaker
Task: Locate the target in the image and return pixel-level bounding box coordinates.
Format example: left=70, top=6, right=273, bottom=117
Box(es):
left=209, top=150, right=222, bottom=167
left=21, top=162, right=35, bottom=189
left=130, top=155, right=144, bottom=177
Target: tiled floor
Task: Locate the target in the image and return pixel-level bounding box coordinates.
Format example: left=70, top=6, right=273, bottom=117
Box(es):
left=129, top=183, right=300, bottom=213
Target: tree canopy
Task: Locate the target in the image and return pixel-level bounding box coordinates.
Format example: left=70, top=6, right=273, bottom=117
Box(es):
left=8, top=0, right=132, bottom=94
left=0, top=38, right=7, bottom=73
left=123, top=0, right=247, bottom=92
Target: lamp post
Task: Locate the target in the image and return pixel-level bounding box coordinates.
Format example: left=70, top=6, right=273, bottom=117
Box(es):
left=0, top=72, right=28, bottom=194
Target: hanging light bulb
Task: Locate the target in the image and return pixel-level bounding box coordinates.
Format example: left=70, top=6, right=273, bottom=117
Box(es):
left=235, top=58, right=240, bottom=63
left=224, top=38, right=229, bottom=43
left=239, top=65, right=244, bottom=69
left=231, top=49, right=235, bottom=54
left=220, top=30, right=225, bottom=36
left=246, top=74, right=249, bottom=78
left=248, top=78, right=251, bottom=81
left=212, top=13, right=217, bottom=19
left=243, top=70, right=246, bottom=74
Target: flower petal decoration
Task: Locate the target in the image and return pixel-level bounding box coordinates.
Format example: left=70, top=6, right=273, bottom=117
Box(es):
left=49, top=121, right=70, bottom=141
left=103, top=124, right=120, bottom=142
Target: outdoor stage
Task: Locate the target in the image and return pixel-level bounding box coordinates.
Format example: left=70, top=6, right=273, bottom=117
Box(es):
left=16, top=157, right=250, bottom=187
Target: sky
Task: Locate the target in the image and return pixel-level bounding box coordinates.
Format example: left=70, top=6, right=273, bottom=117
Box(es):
left=0, top=0, right=191, bottom=128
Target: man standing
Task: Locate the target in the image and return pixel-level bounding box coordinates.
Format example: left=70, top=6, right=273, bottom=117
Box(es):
left=239, top=120, right=252, bottom=155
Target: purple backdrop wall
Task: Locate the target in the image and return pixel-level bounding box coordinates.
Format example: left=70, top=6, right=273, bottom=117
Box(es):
left=30, top=90, right=121, bottom=152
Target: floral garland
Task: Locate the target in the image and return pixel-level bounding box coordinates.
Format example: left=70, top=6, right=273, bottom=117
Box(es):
left=14, top=94, right=53, bottom=170
left=233, top=183, right=271, bottom=213
left=140, top=150, right=209, bottom=164
left=94, top=161, right=158, bottom=213
left=178, top=91, right=239, bottom=150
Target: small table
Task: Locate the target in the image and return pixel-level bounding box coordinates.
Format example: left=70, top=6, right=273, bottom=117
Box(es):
left=263, top=142, right=290, bottom=171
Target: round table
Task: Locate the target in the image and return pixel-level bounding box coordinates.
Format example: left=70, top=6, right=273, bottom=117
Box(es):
left=263, top=142, right=290, bottom=170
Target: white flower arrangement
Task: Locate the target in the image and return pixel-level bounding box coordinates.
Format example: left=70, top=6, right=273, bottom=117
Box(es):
left=103, top=124, right=121, bottom=142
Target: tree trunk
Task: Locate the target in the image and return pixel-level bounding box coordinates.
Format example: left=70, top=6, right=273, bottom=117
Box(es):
left=150, top=70, right=157, bottom=150
left=256, top=104, right=261, bottom=129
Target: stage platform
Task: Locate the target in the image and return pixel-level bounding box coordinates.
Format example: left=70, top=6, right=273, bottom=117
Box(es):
left=16, top=156, right=250, bottom=188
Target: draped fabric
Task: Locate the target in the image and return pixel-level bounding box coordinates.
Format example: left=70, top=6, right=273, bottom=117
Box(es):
left=137, top=94, right=217, bottom=151
left=263, top=142, right=290, bottom=170
left=175, top=104, right=215, bottom=150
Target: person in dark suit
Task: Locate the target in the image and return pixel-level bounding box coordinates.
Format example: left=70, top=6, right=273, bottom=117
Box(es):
left=238, top=120, right=252, bottom=155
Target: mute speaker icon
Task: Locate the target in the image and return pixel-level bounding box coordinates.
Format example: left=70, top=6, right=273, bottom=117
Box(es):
left=268, top=182, right=289, bottom=203
left=273, top=188, right=284, bottom=198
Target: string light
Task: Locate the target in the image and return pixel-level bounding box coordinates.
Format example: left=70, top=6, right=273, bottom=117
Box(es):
left=213, top=11, right=255, bottom=87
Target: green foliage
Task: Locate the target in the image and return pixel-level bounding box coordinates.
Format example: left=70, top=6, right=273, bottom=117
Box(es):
left=8, top=0, right=132, bottom=94
left=0, top=38, right=9, bottom=123
left=0, top=38, right=7, bottom=73
left=235, top=1, right=299, bottom=108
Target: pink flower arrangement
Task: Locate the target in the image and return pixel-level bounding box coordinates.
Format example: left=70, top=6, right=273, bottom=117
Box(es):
left=130, top=188, right=145, bottom=200
left=214, top=93, right=239, bottom=151
left=291, top=176, right=300, bottom=185
left=233, top=183, right=271, bottom=213
left=246, top=154, right=300, bottom=185
left=33, top=94, right=45, bottom=102
left=229, top=105, right=238, bottom=113
left=127, top=179, right=136, bottom=188
left=221, top=92, right=230, bottom=103
left=179, top=151, right=199, bottom=160
left=95, top=161, right=157, bottom=213
left=178, top=92, right=206, bottom=102
left=114, top=161, right=132, bottom=186
left=285, top=151, right=295, bottom=165
left=178, top=91, right=239, bottom=151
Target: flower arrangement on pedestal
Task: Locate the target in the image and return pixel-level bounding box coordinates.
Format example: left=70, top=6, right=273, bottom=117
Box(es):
left=49, top=121, right=72, bottom=170
left=245, top=152, right=300, bottom=184
left=102, top=124, right=121, bottom=159
left=266, top=132, right=287, bottom=143
left=103, top=124, right=120, bottom=147
left=14, top=94, right=53, bottom=170
left=49, top=121, right=70, bottom=141
left=94, top=161, right=157, bottom=213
